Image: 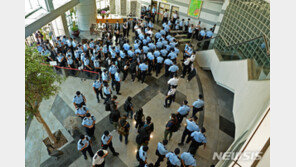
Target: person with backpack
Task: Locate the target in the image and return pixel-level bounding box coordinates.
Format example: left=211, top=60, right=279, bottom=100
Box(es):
left=137, top=145, right=149, bottom=167
left=124, top=96, right=134, bottom=119
left=136, top=126, right=150, bottom=149
left=109, top=108, right=121, bottom=129
left=118, top=115, right=130, bottom=145
left=166, top=148, right=181, bottom=167
left=143, top=116, right=154, bottom=137
left=164, top=113, right=179, bottom=141
left=134, top=108, right=145, bottom=129
left=82, top=113, right=96, bottom=139
left=154, top=139, right=168, bottom=167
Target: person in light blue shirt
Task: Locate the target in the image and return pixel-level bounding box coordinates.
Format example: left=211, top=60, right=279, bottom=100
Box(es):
left=114, top=71, right=121, bottom=95
left=138, top=62, right=148, bottom=83
left=37, top=44, right=43, bottom=52
left=142, top=38, right=148, bottom=45
left=83, top=43, right=88, bottom=51
left=103, top=83, right=112, bottom=104
left=155, top=56, right=164, bottom=77
left=164, top=58, right=173, bottom=77
left=109, top=63, right=118, bottom=89
left=178, top=116, right=200, bottom=146
left=147, top=52, right=155, bottom=74
left=168, top=63, right=179, bottom=78
left=165, top=44, right=171, bottom=51
left=164, top=24, right=170, bottom=32
left=177, top=100, right=191, bottom=117
left=166, top=148, right=181, bottom=166
left=185, top=18, right=190, bottom=32
left=189, top=127, right=207, bottom=155
left=160, top=49, right=168, bottom=57
left=166, top=35, right=172, bottom=41
left=168, top=51, right=177, bottom=63
left=148, top=42, right=156, bottom=50
left=155, top=31, right=162, bottom=41
left=75, top=105, right=88, bottom=118
left=143, top=46, right=149, bottom=53
left=120, top=50, right=126, bottom=59
left=77, top=135, right=94, bottom=160
left=156, top=40, right=163, bottom=49
left=160, top=29, right=166, bottom=36
left=170, top=41, right=177, bottom=48
left=135, top=48, right=141, bottom=54
left=101, top=130, right=119, bottom=156
left=191, top=94, right=204, bottom=117
left=148, top=21, right=154, bottom=28
left=181, top=152, right=197, bottom=166
left=128, top=49, right=134, bottom=58
left=179, top=19, right=184, bottom=30
left=206, top=29, right=213, bottom=38
left=82, top=113, right=96, bottom=138
left=89, top=40, right=94, bottom=49
left=102, top=45, right=108, bottom=54
left=134, top=42, right=140, bottom=50
left=101, top=69, right=109, bottom=82
left=162, top=39, right=168, bottom=46
left=57, top=53, right=65, bottom=66
left=198, top=28, right=206, bottom=41
left=93, top=78, right=104, bottom=103
left=174, top=47, right=179, bottom=55
left=188, top=24, right=193, bottom=38
left=138, top=146, right=149, bottom=166
left=154, top=50, right=160, bottom=57
left=155, top=140, right=168, bottom=166
left=73, top=91, right=86, bottom=108
left=139, top=33, right=145, bottom=40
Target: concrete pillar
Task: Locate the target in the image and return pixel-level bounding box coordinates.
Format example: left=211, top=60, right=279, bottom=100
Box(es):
left=45, top=0, right=54, bottom=12
left=121, top=0, right=127, bottom=16
left=76, top=0, right=97, bottom=31
left=61, top=13, right=70, bottom=37
left=110, top=0, right=116, bottom=14
left=115, top=0, right=121, bottom=15
left=130, top=0, right=140, bottom=17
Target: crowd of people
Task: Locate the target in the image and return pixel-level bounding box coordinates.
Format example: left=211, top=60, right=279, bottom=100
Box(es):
left=33, top=5, right=210, bottom=167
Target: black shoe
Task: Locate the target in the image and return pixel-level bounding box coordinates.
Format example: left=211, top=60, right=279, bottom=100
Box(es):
left=113, top=152, right=119, bottom=156
left=178, top=143, right=184, bottom=146
left=181, top=76, right=185, bottom=78
left=97, top=100, right=100, bottom=103
left=164, top=105, right=167, bottom=108
left=117, top=93, right=122, bottom=95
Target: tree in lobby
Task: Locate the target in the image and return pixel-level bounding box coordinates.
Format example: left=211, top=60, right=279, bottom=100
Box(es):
left=25, top=45, right=63, bottom=146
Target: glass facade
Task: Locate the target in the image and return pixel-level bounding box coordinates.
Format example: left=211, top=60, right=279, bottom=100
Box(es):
left=214, top=0, right=270, bottom=73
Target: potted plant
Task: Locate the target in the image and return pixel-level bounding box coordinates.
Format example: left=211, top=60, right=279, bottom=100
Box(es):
left=101, top=10, right=106, bottom=19
left=71, top=21, right=80, bottom=37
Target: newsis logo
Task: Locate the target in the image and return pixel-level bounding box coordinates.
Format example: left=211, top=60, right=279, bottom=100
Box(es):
left=212, top=151, right=262, bottom=161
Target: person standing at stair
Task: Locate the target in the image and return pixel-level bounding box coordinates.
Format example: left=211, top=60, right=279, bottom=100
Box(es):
left=191, top=94, right=204, bottom=117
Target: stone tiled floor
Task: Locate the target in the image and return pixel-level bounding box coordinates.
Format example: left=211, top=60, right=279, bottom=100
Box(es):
left=26, top=27, right=235, bottom=167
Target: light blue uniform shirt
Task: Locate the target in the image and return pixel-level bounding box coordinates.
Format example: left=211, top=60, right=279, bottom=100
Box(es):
left=57, top=55, right=64, bottom=62
left=93, top=80, right=102, bottom=89
left=77, top=135, right=90, bottom=150
left=147, top=52, right=154, bottom=60
left=181, top=152, right=196, bottom=166
left=186, top=119, right=200, bottom=132
left=160, top=30, right=166, bottom=35
left=128, top=50, right=134, bottom=57
left=134, top=43, right=139, bottom=50
left=73, top=95, right=84, bottom=104
left=157, top=142, right=168, bottom=155
left=206, top=30, right=213, bottom=38
left=139, top=146, right=147, bottom=161
left=157, top=56, right=164, bottom=63
left=179, top=21, right=183, bottom=27
left=148, top=43, right=156, bottom=50
left=188, top=27, right=193, bottom=33
left=139, top=33, right=145, bottom=40
left=192, top=99, right=204, bottom=108
left=135, top=49, right=141, bottom=54
left=109, top=65, right=117, bottom=74
left=143, top=46, right=149, bottom=53
left=89, top=42, right=95, bottom=49
left=164, top=59, right=173, bottom=66
left=102, top=72, right=108, bottom=81
left=156, top=41, right=163, bottom=49
left=143, top=39, right=148, bottom=45
left=115, top=46, right=120, bottom=53
left=80, top=53, right=86, bottom=62
left=83, top=44, right=88, bottom=51
left=67, top=57, right=73, bottom=65
left=154, top=50, right=161, bottom=57
left=94, top=60, right=100, bottom=68
left=199, top=30, right=206, bottom=37
left=102, top=45, right=108, bottom=53
left=166, top=35, right=172, bottom=41
left=155, top=32, right=161, bottom=39
left=84, top=59, right=90, bottom=66
left=101, top=134, right=111, bottom=145
left=103, top=86, right=111, bottom=94
left=120, top=50, right=126, bottom=59
left=82, top=116, right=96, bottom=126
left=162, top=40, right=168, bottom=46
left=152, top=7, right=156, bottom=13
left=174, top=48, right=179, bottom=54
left=115, top=72, right=120, bottom=82
left=166, top=152, right=181, bottom=166
left=169, top=65, right=179, bottom=72
left=76, top=106, right=88, bottom=116
left=139, top=63, right=148, bottom=71
left=178, top=105, right=190, bottom=115
left=165, top=45, right=171, bottom=51
left=191, top=131, right=207, bottom=143
left=160, top=49, right=168, bottom=57
left=170, top=42, right=177, bottom=48
left=148, top=22, right=154, bottom=28
left=110, top=50, right=116, bottom=58
left=185, top=20, right=189, bottom=26
left=165, top=25, right=170, bottom=32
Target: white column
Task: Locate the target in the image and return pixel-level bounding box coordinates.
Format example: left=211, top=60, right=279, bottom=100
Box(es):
left=76, top=0, right=97, bottom=31
left=61, top=13, right=70, bottom=37
left=110, top=0, right=116, bottom=14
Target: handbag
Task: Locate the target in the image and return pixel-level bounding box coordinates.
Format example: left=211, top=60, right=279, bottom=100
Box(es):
left=117, top=120, right=128, bottom=135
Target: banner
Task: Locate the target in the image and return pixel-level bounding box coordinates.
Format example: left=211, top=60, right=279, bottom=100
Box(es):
left=188, top=0, right=203, bottom=18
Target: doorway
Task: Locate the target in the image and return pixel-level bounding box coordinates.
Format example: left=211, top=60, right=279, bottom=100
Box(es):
left=170, top=6, right=179, bottom=20
left=157, top=2, right=170, bottom=23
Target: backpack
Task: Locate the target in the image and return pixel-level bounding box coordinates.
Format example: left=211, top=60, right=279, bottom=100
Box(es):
left=117, top=119, right=128, bottom=135
left=167, top=120, right=179, bottom=132
left=105, top=100, right=111, bottom=111
left=136, top=134, right=142, bottom=145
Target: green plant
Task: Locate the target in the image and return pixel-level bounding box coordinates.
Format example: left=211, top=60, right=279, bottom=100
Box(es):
left=71, top=21, right=79, bottom=32
left=25, top=45, right=63, bottom=144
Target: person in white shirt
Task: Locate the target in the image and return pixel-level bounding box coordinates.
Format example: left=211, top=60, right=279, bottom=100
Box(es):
left=162, top=10, right=169, bottom=24
left=92, top=149, right=108, bottom=167
left=182, top=57, right=191, bottom=78
left=167, top=74, right=179, bottom=90
left=164, top=85, right=177, bottom=108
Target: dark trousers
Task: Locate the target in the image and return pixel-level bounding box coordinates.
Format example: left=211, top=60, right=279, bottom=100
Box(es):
left=115, top=81, right=121, bottom=94
left=138, top=159, right=146, bottom=167
left=185, top=25, right=189, bottom=32
left=165, top=95, right=174, bottom=107
left=85, top=126, right=95, bottom=138
left=135, top=120, right=144, bottom=129
left=123, top=70, right=128, bottom=81
left=94, top=161, right=105, bottom=167
left=182, top=65, right=190, bottom=77
left=81, top=145, right=94, bottom=159
left=104, top=93, right=111, bottom=104
left=192, top=107, right=203, bottom=117
left=131, top=70, right=136, bottom=81
left=155, top=63, right=162, bottom=76
left=180, top=128, right=193, bottom=144
left=155, top=150, right=165, bottom=167
left=95, top=89, right=104, bottom=102
left=148, top=61, right=154, bottom=74
left=111, top=74, right=115, bottom=89
left=123, top=29, right=127, bottom=37
left=169, top=72, right=176, bottom=78
left=139, top=71, right=147, bottom=83
left=165, top=65, right=170, bottom=77
left=119, top=134, right=129, bottom=144
left=188, top=140, right=203, bottom=155
left=162, top=17, right=168, bottom=24
left=187, top=33, right=192, bottom=39
left=177, top=113, right=186, bottom=125
left=102, top=142, right=116, bottom=154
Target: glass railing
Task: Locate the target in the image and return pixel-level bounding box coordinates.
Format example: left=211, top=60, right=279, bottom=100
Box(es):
left=195, top=35, right=270, bottom=80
